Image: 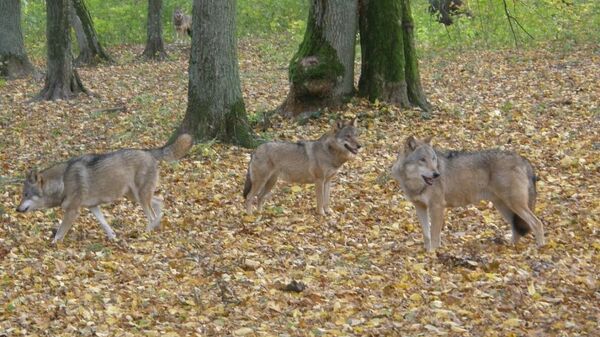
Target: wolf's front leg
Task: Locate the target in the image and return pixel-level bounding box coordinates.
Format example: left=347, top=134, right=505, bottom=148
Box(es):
left=322, top=180, right=333, bottom=215
left=415, top=204, right=431, bottom=251
left=89, top=206, right=116, bottom=240
left=148, top=197, right=163, bottom=230
left=315, top=180, right=325, bottom=216
left=52, top=209, right=80, bottom=244
left=429, top=203, right=445, bottom=251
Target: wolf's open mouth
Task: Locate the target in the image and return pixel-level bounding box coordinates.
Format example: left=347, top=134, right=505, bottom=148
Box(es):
left=345, top=144, right=358, bottom=154
left=422, top=175, right=434, bottom=185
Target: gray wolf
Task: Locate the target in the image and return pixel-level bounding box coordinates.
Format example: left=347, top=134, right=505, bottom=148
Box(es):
left=173, top=8, right=192, bottom=42
left=244, top=119, right=361, bottom=215
left=16, top=134, right=193, bottom=244
left=391, top=136, right=545, bottom=251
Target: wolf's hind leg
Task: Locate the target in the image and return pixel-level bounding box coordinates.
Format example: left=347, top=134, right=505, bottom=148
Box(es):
left=493, top=199, right=528, bottom=244
left=257, top=174, right=278, bottom=211
left=89, top=206, right=116, bottom=240
left=510, top=206, right=545, bottom=247
left=245, top=170, right=268, bottom=214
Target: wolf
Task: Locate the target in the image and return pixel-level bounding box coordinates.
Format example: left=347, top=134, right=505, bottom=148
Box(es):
left=244, top=119, right=361, bottom=216
left=391, top=136, right=545, bottom=251
left=173, top=8, right=192, bottom=43
left=16, top=134, right=193, bottom=244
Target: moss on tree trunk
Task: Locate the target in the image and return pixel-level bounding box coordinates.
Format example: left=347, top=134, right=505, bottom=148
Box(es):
left=280, top=0, right=358, bottom=118
left=176, top=0, right=256, bottom=148
left=358, top=0, right=430, bottom=112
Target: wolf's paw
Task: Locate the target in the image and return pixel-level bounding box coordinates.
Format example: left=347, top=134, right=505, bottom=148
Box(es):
left=536, top=237, right=546, bottom=247
left=323, top=208, right=335, bottom=216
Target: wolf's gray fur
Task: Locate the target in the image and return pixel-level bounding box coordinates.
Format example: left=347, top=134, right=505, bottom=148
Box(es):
left=16, top=134, right=193, bottom=244
left=391, top=136, right=544, bottom=251
left=244, top=119, right=361, bottom=215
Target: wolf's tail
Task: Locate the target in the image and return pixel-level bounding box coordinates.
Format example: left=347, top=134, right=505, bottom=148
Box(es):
left=512, top=160, right=537, bottom=236
left=243, top=159, right=252, bottom=200
left=149, top=134, right=193, bottom=161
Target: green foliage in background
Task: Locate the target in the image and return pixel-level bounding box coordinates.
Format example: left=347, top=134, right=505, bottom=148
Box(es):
left=413, top=0, right=599, bottom=52
left=21, top=0, right=307, bottom=59
left=19, top=0, right=598, bottom=60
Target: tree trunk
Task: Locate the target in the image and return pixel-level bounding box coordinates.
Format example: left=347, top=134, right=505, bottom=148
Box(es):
left=142, top=0, right=167, bottom=60
left=0, top=0, right=36, bottom=79
left=358, top=0, right=430, bottom=112
left=279, top=0, right=358, bottom=118
left=35, top=0, right=89, bottom=101
left=71, top=0, right=113, bottom=66
left=176, top=0, right=255, bottom=147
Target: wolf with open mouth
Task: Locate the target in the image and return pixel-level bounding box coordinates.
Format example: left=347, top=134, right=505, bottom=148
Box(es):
left=244, top=119, right=361, bottom=216
left=391, top=136, right=545, bottom=251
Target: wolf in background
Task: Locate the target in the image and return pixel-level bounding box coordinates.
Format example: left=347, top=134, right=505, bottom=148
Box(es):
left=173, top=8, right=192, bottom=43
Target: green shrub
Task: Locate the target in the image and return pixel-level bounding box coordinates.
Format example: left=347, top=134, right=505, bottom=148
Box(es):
left=19, top=0, right=598, bottom=59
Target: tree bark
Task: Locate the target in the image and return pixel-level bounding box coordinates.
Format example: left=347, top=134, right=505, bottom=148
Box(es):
left=0, top=0, right=36, bottom=79
left=35, top=0, right=89, bottom=101
left=70, top=0, right=113, bottom=66
left=142, top=0, right=167, bottom=60
left=358, top=0, right=430, bottom=112
left=176, top=0, right=255, bottom=147
left=279, top=0, right=358, bottom=118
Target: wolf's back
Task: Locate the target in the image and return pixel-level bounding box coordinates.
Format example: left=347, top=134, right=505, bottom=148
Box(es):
left=148, top=134, right=193, bottom=161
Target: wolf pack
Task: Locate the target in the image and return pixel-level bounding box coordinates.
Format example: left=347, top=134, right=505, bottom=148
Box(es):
left=15, top=10, right=545, bottom=251
left=16, top=115, right=545, bottom=252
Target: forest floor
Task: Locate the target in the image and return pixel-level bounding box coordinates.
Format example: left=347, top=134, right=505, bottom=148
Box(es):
left=0, top=41, right=598, bottom=336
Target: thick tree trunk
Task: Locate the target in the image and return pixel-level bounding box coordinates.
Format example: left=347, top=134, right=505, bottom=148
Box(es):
left=279, top=0, right=358, bottom=118
left=142, top=0, right=167, bottom=60
left=358, top=0, right=430, bottom=112
left=177, top=0, right=255, bottom=147
left=0, top=0, right=36, bottom=79
left=35, top=0, right=89, bottom=101
left=71, top=0, right=113, bottom=66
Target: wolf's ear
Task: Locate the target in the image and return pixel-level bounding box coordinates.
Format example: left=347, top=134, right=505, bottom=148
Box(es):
left=423, top=136, right=433, bottom=145
left=333, top=119, right=344, bottom=131
left=405, top=136, right=418, bottom=152
left=27, top=169, right=38, bottom=182
left=350, top=118, right=358, bottom=128
left=37, top=174, right=44, bottom=189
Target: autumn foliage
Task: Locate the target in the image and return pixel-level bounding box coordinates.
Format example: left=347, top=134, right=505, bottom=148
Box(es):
left=0, top=43, right=598, bottom=335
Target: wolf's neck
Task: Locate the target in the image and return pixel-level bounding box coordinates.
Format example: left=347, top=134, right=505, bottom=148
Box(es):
left=326, top=142, right=349, bottom=168
left=41, top=164, right=68, bottom=208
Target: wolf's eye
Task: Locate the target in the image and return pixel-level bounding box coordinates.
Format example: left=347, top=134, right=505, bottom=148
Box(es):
left=420, top=158, right=426, bottom=163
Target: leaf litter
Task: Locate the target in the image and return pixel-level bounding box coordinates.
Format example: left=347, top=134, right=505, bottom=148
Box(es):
left=0, top=41, right=598, bottom=336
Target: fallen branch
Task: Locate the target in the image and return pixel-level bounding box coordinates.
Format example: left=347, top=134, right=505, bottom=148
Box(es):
left=91, top=105, right=127, bottom=114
